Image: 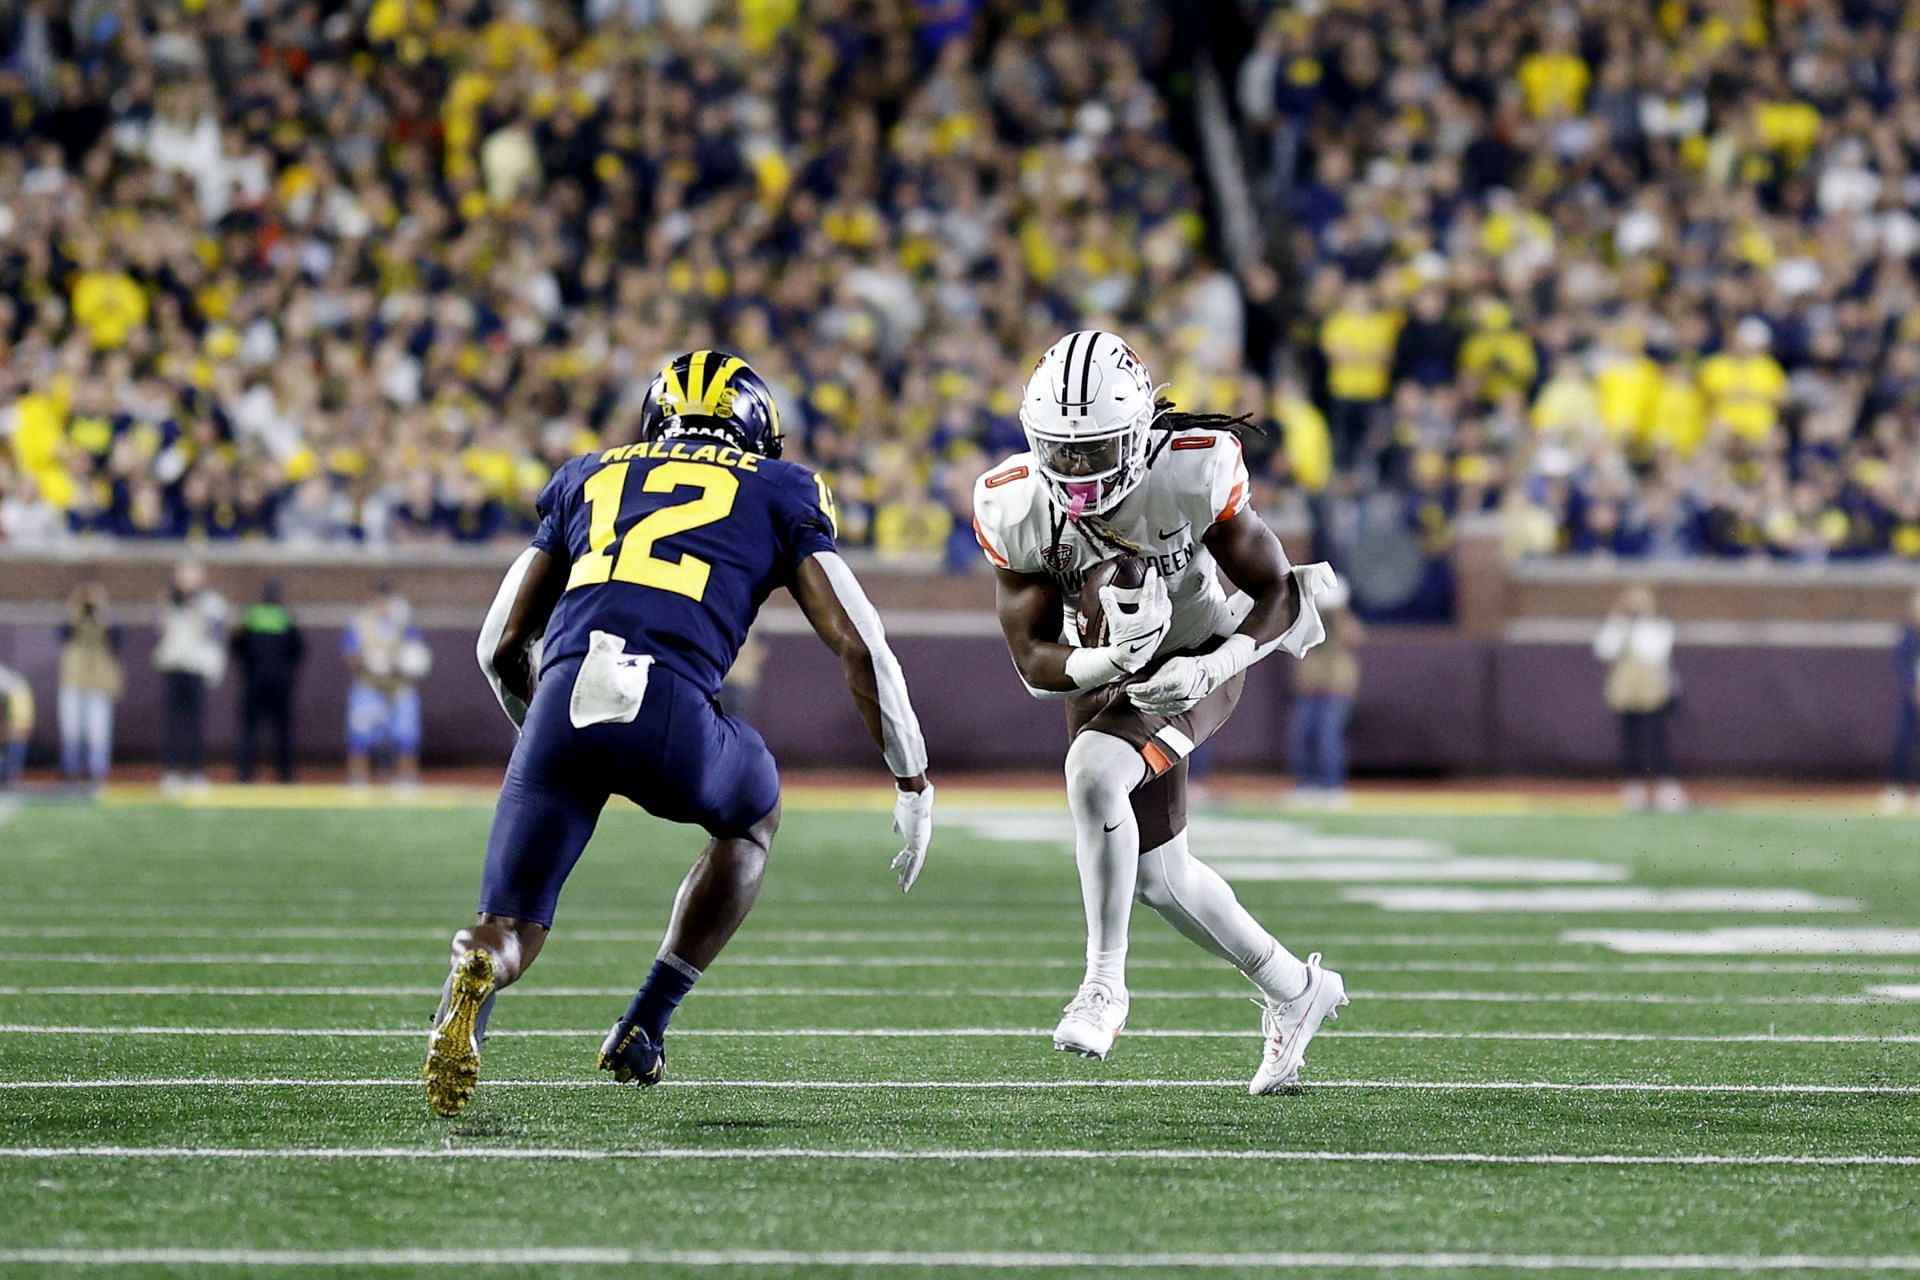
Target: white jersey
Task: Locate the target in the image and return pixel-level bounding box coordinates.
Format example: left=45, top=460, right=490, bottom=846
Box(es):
left=972, top=428, right=1257, bottom=658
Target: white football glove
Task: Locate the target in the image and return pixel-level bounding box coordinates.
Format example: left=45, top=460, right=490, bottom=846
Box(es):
left=890, top=782, right=935, bottom=893
left=1127, top=563, right=1339, bottom=716
left=1099, top=565, right=1172, bottom=675
left=1127, top=652, right=1221, bottom=717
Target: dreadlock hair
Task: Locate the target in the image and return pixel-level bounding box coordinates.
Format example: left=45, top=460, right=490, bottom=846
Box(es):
left=1051, top=399, right=1269, bottom=557
left=1151, top=397, right=1265, bottom=441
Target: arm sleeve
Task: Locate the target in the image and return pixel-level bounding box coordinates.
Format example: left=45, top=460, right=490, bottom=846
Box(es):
left=476, top=546, right=539, bottom=729
left=811, top=551, right=928, bottom=779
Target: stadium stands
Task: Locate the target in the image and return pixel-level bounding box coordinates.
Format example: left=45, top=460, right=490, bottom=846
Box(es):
left=4, top=0, right=1919, bottom=573
left=0, top=1, right=1230, bottom=567
left=1240, top=0, right=1920, bottom=561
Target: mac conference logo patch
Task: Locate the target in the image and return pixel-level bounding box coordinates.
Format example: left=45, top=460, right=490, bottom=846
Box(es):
left=1042, top=543, right=1076, bottom=573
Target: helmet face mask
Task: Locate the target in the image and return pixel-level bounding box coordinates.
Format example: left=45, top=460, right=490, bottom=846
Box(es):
left=1019, top=330, right=1157, bottom=519
left=640, top=350, right=784, bottom=458
left=1025, top=423, right=1142, bottom=517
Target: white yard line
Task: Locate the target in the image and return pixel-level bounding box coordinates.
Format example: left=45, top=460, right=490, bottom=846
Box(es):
left=0, top=1024, right=1915, bottom=1042
left=0, top=1146, right=1914, bottom=1168
left=8, top=1249, right=1920, bottom=1274
left=0, top=985, right=1909, bottom=1006
left=1349, top=888, right=1860, bottom=914
left=7, top=953, right=1920, bottom=976
left=1569, top=928, right=1920, bottom=955
left=1, top=1078, right=1914, bottom=1095
left=3, top=1248, right=1919, bottom=1272
left=0, top=931, right=1584, bottom=947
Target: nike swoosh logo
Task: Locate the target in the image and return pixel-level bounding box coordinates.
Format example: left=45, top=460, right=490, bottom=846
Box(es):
left=1103, top=821, right=1125, bottom=833
left=1124, top=638, right=1155, bottom=654
left=1158, top=524, right=1189, bottom=541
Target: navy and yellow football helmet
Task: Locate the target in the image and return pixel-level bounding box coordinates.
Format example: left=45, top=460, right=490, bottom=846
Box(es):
left=639, top=350, right=785, bottom=459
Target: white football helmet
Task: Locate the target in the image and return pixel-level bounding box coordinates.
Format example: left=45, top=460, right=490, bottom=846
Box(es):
left=1019, top=330, right=1162, bottom=519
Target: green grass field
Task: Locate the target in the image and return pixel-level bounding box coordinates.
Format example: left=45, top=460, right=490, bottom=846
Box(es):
left=1, top=791, right=1917, bottom=1278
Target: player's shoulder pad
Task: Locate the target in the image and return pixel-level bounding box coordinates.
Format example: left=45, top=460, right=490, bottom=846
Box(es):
left=1155, top=428, right=1250, bottom=526
left=537, top=452, right=591, bottom=514
left=762, top=455, right=840, bottom=536
left=972, top=452, right=1046, bottom=572
left=972, top=452, right=1044, bottom=526
left=755, top=454, right=814, bottom=492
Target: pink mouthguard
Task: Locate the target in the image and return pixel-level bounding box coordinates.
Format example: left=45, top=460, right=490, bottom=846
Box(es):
left=1064, top=482, right=1098, bottom=522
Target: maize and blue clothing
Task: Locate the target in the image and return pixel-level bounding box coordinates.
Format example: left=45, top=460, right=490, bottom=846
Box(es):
left=342, top=607, right=426, bottom=756
left=477, top=438, right=837, bottom=927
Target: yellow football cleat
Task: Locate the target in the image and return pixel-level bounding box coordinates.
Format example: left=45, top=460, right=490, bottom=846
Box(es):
left=423, top=947, right=497, bottom=1117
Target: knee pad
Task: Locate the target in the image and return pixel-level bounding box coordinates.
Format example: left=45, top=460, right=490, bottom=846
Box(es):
left=1064, top=731, right=1139, bottom=810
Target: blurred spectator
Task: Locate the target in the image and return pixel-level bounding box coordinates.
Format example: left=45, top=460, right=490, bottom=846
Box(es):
left=11, top=0, right=1920, bottom=573
left=1288, top=575, right=1362, bottom=804
left=344, top=584, right=430, bottom=788
left=1243, top=0, right=1920, bottom=565
left=0, top=663, right=31, bottom=787
left=154, top=561, right=228, bottom=792
left=1886, top=588, right=1920, bottom=813
left=57, top=583, right=121, bottom=785
left=1319, top=281, right=1400, bottom=476
left=0, top=4, right=1224, bottom=571
left=1593, top=586, right=1683, bottom=813
left=230, top=579, right=304, bottom=784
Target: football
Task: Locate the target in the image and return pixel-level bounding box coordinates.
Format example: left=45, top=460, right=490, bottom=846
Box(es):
left=1076, top=554, right=1152, bottom=647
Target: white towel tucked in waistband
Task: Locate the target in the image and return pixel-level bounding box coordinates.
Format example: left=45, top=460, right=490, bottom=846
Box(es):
left=569, top=630, right=654, bottom=729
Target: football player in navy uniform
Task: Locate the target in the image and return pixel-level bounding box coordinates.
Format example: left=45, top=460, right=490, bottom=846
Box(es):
left=424, top=351, right=935, bottom=1117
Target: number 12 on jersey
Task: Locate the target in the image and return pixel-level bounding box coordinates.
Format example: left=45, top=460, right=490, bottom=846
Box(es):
left=567, top=460, right=739, bottom=601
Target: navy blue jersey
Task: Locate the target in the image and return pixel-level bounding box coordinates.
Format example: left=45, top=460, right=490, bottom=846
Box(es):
left=532, top=438, right=837, bottom=697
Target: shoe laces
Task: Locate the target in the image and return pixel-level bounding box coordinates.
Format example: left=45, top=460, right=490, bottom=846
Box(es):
left=1253, top=997, right=1288, bottom=1047
left=1063, top=984, right=1117, bottom=1022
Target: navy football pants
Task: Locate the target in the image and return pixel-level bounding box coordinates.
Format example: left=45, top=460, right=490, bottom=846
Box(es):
left=477, top=655, right=781, bottom=927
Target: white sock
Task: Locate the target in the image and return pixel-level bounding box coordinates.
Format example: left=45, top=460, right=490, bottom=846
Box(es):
left=1084, top=948, right=1128, bottom=994
left=1136, top=831, right=1309, bottom=1002
left=1247, top=940, right=1311, bottom=1004
left=1064, top=731, right=1144, bottom=994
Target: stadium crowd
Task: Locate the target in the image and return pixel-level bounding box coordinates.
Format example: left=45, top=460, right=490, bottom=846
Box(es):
left=1241, top=0, right=1920, bottom=561
left=0, top=0, right=1242, bottom=570
left=2, top=0, right=1919, bottom=574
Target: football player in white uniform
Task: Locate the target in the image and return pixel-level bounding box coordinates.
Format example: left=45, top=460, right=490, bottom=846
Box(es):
left=972, top=329, right=1348, bottom=1094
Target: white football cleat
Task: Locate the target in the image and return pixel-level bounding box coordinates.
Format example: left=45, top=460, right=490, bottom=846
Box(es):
left=1248, top=952, right=1347, bottom=1095
left=1052, top=983, right=1129, bottom=1060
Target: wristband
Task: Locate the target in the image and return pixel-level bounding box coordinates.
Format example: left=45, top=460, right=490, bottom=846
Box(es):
left=1064, top=644, right=1129, bottom=691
